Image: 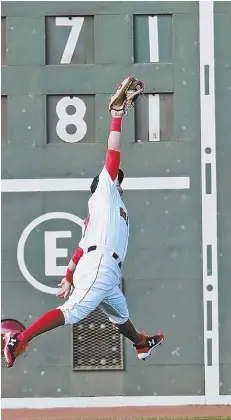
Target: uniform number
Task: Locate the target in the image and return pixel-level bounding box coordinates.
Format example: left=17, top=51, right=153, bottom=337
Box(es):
left=55, top=17, right=84, bottom=64
left=56, top=96, right=87, bottom=143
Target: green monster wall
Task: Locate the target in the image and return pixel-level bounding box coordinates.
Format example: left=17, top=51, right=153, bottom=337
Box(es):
left=1, top=1, right=231, bottom=399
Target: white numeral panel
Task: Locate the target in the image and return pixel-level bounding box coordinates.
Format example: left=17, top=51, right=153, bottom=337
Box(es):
left=55, top=17, right=84, bottom=64
left=56, top=96, right=87, bottom=143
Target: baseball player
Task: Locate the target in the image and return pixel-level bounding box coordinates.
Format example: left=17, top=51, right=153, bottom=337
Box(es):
left=3, top=76, right=164, bottom=368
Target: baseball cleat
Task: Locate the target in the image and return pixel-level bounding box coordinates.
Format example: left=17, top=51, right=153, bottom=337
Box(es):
left=3, top=332, right=28, bottom=368
left=133, top=331, right=164, bottom=360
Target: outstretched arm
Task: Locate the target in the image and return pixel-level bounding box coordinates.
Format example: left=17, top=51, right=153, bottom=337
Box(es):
left=108, top=109, right=124, bottom=152
left=105, top=109, right=124, bottom=181
left=104, top=76, right=144, bottom=182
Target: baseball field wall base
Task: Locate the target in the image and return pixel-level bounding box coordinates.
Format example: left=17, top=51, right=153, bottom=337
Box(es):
left=2, top=395, right=231, bottom=409
left=1, top=0, right=231, bottom=404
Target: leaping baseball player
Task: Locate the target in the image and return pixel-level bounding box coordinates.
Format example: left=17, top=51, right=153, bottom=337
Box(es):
left=3, top=76, right=164, bottom=368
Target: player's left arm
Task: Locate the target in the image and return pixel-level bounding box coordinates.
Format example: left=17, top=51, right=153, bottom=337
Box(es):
left=101, top=77, right=143, bottom=184
left=96, top=111, right=123, bottom=195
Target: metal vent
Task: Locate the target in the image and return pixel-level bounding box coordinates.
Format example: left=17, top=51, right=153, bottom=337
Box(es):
left=72, top=307, right=124, bottom=371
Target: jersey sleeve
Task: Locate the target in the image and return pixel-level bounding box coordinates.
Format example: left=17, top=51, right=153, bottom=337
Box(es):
left=96, top=150, right=120, bottom=197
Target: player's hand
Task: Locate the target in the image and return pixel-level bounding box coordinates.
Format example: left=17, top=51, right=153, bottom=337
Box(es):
left=56, top=278, right=72, bottom=299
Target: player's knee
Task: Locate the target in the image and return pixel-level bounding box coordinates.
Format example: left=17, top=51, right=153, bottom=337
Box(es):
left=58, top=306, right=80, bottom=325
left=112, top=318, right=129, bottom=330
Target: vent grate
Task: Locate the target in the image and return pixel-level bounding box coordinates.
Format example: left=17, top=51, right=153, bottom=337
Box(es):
left=72, top=308, right=124, bottom=371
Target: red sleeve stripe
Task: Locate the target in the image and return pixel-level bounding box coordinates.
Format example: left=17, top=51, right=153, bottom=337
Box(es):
left=105, top=149, right=120, bottom=181
left=72, top=247, right=84, bottom=264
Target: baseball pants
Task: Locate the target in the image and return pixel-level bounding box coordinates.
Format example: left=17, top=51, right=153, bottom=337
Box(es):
left=58, top=250, right=129, bottom=325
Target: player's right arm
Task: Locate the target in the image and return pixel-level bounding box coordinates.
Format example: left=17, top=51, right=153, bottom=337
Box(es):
left=64, top=216, right=89, bottom=284
left=56, top=217, right=89, bottom=298
left=64, top=246, right=84, bottom=284
left=56, top=246, right=84, bottom=299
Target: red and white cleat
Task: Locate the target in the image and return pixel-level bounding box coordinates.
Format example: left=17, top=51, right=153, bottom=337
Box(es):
left=3, top=332, right=28, bottom=368
left=133, top=331, right=164, bottom=361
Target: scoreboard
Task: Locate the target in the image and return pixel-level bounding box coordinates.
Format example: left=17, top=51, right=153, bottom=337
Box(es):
left=1, top=1, right=200, bottom=165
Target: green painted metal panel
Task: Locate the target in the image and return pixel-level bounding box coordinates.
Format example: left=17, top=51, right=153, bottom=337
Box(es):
left=2, top=2, right=199, bottom=18
left=214, top=1, right=231, bottom=13
left=1, top=17, right=6, bottom=64
left=2, top=139, right=198, bottom=179
left=134, top=15, right=173, bottom=64
left=2, top=63, right=173, bottom=95
left=134, top=15, right=150, bottom=64
left=94, top=15, right=133, bottom=64
left=158, top=15, right=173, bottom=62
left=6, top=17, right=45, bottom=65
left=220, top=365, right=231, bottom=395
left=123, top=365, right=204, bottom=396
left=124, top=185, right=201, bottom=282
left=125, top=278, right=203, bottom=365
left=7, top=95, right=46, bottom=146
left=95, top=94, right=112, bottom=144
left=172, top=13, right=200, bottom=142
left=46, top=16, right=94, bottom=65
left=1, top=359, right=126, bottom=397
left=1, top=96, right=7, bottom=144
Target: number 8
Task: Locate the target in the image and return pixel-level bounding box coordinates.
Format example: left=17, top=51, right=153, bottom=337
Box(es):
left=56, top=96, right=87, bottom=143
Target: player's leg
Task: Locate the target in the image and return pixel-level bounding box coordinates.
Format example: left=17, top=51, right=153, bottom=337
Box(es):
left=99, top=287, right=164, bottom=360
left=3, top=259, right=109, bottom=367
left=99, top=291, right=143, bottom=344
left=3, top=308, right=65, bottom=367
left=116, top=320, right=164, bottom=361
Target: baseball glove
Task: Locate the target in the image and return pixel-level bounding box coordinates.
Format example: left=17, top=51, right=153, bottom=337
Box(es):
left=109, top=76, right=144, bottom=113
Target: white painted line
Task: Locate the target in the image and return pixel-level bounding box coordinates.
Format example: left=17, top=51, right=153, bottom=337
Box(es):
left=1, top=395, right=207, bottom=409
left=149, top=94, right=160, bottom=141
left=148, top=15, right=159, bottom=62
left=199, top=1, right=219, bottom=402
left=1, top=177, right=190, bottom=192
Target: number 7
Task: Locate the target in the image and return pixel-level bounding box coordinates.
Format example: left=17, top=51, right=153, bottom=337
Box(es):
left=56, top=17, right=84, bottom=64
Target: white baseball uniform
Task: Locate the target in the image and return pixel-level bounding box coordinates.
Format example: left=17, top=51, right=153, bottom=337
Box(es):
left=58, top=164, right=130, bottom=325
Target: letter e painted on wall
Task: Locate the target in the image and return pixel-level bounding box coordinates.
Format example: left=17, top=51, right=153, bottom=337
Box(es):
left=44, top=231, right=72, bottom=276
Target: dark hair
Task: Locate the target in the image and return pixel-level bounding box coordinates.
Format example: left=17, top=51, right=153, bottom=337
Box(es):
left=90, top=169, right=124, bottom=194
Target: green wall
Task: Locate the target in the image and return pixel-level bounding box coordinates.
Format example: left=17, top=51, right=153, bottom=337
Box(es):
left=1, top=1, right=230, bottom=398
